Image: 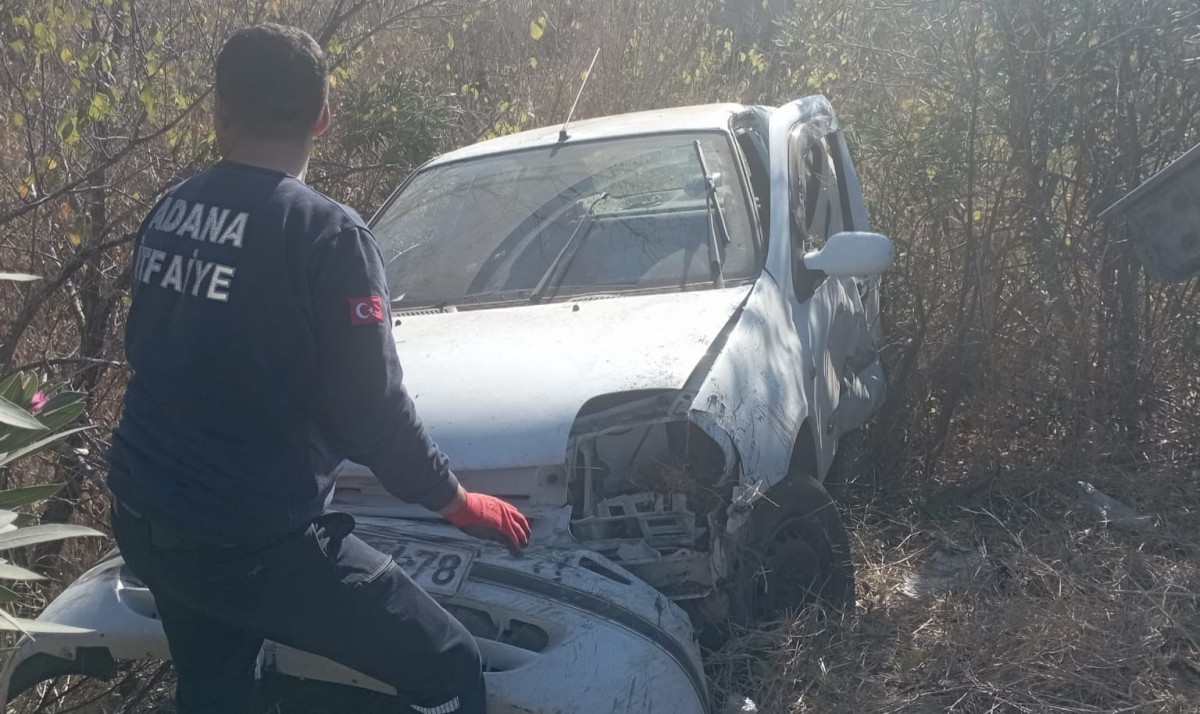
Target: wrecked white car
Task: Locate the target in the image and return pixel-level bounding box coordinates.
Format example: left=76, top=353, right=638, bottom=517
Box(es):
left=1, top=95, right=894, bottom=713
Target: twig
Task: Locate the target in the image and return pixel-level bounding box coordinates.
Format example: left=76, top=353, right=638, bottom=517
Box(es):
left=119, top=661, right=171, bottom=713
left=11, top=358, right=128, bottom=374
left=33, top=661, right=157, bottom=714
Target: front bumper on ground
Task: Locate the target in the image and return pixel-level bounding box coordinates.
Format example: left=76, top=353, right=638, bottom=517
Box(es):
left=0, top=526, right=709, bottom=713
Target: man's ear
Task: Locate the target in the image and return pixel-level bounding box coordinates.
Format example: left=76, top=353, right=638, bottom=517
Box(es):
left=213, top=92, right=237, bottom=155
left=313, top=102, right=331, bottom=138
left=214, top=93, right=232, bottom=130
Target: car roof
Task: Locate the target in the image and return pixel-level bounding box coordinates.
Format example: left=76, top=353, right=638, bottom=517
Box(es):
left=428, top=103, right=757, bottom=166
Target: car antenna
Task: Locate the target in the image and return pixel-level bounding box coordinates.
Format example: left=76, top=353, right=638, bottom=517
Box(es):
left=558, top=47, right=600, bottom=143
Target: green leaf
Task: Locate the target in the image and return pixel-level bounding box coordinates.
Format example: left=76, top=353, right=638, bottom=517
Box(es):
left=31, top=22, right=55, bottom=49
left=0, top=272, right=40, bottom=282
left=0, top=523, right=104, bottom=551
left=34, top=392, right=85, bottom=430
left=0, top=395, right=46, bottom=431
left=0, top=584, right=19, bottom=603
left=17, top=373, right=37, bottom=405
left=0, top=395, right=85, bottom=453
left=530, top=14, right=547, bottom=41
left=138, top=85, right=155, bottom=115
left=58, top=115, right=78, bottom=144
left=0, top=484, right=64, bottom=510
left=0, top=510, right=17, bottom=528
left=0, top=426, right=90, bottom=468
left=0, top=611, right=93, bottom=634
left=0, top=376, right=17, bottom=404
left=86, top=92, right=110, bottom=121
left=0, top=562, right=45, bottom=581
left=0, top=372, right=34, bottom=405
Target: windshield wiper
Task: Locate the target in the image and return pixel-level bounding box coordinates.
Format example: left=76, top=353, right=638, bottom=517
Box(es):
left=693, top=140, right=729, bottom=289
left=529, top=192, right=609, bottom=304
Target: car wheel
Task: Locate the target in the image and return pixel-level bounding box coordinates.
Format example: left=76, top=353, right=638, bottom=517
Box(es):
left=730, top=475, right=855, bottom=623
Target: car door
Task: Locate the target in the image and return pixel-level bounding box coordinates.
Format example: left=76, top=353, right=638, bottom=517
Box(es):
left=828, top=130, right=884, bottom=341
left=808, top=132, right=887, bottom=446
left=773, top=113, right=877, bottom=478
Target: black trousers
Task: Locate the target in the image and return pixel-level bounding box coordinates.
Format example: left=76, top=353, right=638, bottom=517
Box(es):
left=111, top=503, right=485, bottom=714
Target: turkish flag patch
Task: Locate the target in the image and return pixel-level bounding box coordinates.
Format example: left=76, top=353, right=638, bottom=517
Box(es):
left=349, top=295, right=384, bottom=325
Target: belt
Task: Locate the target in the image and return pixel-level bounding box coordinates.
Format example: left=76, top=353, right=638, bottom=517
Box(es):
left=114, top=497, right=242, bottom=550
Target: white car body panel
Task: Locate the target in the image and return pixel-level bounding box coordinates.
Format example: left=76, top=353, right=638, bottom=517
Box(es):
left=688, top=273, right=805, bottom=492
left=395, top=286, right=752, bottom=472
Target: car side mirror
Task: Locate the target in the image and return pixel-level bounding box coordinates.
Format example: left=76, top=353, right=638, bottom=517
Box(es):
left=802, top=231, right=895, bottom=277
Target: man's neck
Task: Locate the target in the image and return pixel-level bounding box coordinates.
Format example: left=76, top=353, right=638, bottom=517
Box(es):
left=222, top=140, right=312, bottom=181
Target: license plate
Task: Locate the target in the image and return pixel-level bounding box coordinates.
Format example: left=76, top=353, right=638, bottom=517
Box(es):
left=387, top=539, right=476, bottom=596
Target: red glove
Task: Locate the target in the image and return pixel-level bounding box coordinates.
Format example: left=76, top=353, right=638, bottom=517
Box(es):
left=444, top=491, right=531, bottom=551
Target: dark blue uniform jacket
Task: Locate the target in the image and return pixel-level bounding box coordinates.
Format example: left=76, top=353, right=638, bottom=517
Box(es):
left=109, top=161, right=459, bottom=541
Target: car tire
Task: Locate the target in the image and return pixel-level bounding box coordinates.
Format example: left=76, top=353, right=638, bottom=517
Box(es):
left=730, top=475, right=855, bottom=623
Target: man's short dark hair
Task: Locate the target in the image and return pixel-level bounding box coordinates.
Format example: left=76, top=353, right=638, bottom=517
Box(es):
left=215, top=24, right=328, bottom=141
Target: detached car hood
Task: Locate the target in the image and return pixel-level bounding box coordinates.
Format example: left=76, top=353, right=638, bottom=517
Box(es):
left=393, top=286, right=752, bottom=470
left=0, top=516, right=710, bottom=713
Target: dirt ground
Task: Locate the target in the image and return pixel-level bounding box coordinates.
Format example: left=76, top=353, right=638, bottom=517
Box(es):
left=708, top=463, right=1200, bottom=713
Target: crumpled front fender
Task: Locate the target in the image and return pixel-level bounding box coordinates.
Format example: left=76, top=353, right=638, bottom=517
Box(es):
left=2, top=539, right=710, bottom=714
left=0, top=552, right=166, bottom=700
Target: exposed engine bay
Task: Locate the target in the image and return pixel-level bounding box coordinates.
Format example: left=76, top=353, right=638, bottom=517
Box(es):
left=566, top=391, right=735, bottom=599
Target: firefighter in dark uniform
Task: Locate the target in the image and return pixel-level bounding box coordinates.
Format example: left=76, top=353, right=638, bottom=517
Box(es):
left=107, top=24, right=529, bottom=714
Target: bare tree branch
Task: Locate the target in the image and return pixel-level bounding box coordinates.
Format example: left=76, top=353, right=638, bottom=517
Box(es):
left=0, top=231, right=136, bottom=370
left=0, top=88, right=211, bottom=229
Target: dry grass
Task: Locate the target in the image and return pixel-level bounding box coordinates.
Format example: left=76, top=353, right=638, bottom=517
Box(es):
left=707, top=464, right=1200, bottom=713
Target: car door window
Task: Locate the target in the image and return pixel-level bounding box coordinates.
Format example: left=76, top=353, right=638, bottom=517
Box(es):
left=805, top=136, right=845, bottom=240
left=789, top=127, right=833, bottom=301
left=824, top=132, right=879, bottom=309
left=826, top=131, right=863, bottom=232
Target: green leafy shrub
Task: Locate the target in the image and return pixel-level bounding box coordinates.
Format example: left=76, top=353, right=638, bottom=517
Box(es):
left=0, top=368, right=103, bottom=633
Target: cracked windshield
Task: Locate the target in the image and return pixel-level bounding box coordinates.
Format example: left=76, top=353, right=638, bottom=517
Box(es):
left=372, top=133, right=759, bottom=309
